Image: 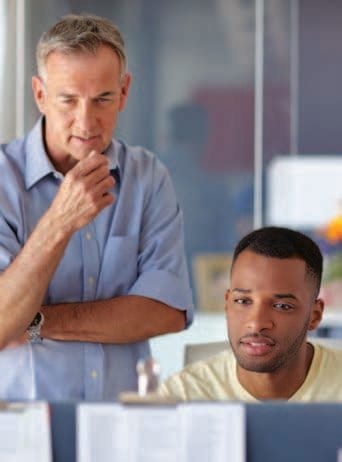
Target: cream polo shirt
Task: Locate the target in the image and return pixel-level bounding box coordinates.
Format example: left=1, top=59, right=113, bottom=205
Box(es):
left=159, top=343, right=342, bottom=402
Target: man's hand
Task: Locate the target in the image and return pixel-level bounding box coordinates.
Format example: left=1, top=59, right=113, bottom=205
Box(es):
left=50, top=151, right=115, bottom=233
left=0, top=151, right=116, bottom=348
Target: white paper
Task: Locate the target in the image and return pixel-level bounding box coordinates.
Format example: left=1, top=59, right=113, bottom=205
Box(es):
left=77, top=404, right=127, bottom=462
left=78, top=404, right=180, bottom=462
left=180, top=402, right=245, bottom=462
left=126, top=407, right=181, bottom=462
left=78, top=402, right=245, bottom=462
left=0, top=402, right=51, bottom=462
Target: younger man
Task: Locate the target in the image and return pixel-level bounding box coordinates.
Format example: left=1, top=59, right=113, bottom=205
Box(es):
left=160, top=227, right=342, bottom=401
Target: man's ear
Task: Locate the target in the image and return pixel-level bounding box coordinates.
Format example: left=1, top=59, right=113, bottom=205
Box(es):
left=118, top=72, right=132, bottom=111
left=32, top=76, right=46, bottom=114
left=224, top=289, right=230, bottom=316
left=308, top=298, right=324, bottom=331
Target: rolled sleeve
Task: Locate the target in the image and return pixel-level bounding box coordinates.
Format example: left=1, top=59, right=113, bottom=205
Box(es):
left=129, top=269, right=193, bottom=326
left=129, top=155, right=194, bottom=326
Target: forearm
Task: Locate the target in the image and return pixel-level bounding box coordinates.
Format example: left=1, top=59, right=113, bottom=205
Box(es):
left=0, top=211, right=71, bottom=347
left=41, top=295, right=186, bottom=343
left=0, top=152, right=115, bottom=348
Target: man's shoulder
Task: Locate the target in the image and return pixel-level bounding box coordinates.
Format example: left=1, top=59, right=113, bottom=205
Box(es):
left=0, top=137, right=25, bottom=162
left=158, top=349, right=235, bottom=401
left=296, top=342, right=342, bottom=401
left=318, top=342, right=342, bottom=362
left=160, top=350, right=232, bottom=391
left=311, top=342, right=342, bottom=387
left=183, top=349, right=233, bottom=375
left=312, top=341, right=342, bottom=357
left=117, top=140, right=168, bottom=174
left=0, top=137, right=27, bottom=183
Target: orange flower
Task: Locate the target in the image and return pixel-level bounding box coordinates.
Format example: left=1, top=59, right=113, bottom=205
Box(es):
left=325, top=214, right=342, bottom=244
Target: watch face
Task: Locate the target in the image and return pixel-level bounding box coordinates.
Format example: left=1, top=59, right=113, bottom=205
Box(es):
left=30, top=312, right=42, bottom=327
left=27, top=311, right=44, bottom=343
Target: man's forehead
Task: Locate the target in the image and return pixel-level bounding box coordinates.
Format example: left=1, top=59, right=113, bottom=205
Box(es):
left=44, top=45, right=121, bottom=75
left=230, top=250, right=308, bottom=285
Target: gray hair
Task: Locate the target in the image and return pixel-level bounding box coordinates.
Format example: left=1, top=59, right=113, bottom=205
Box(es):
left=36, top=14, right=127, bottom=80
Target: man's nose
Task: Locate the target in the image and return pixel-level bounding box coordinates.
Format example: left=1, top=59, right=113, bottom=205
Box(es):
left=75, top=102, right=97, bottom=135
left=246, top=303, right=274, bottom=332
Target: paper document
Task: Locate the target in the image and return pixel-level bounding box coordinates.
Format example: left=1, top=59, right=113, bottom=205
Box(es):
left=78, top=402, right=245, bottom=462
left=0, top=401, right=51, bottom=462
left=180, top=403, right=245, bottom=462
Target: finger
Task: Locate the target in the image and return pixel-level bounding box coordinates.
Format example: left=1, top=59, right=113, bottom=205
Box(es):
left=72, top=151, right=109, bottom=177
left=92, top=175, right=116, bottom=198
left=83, top=165, right=115, bottom=188
left=85, top=189, right=115, bottom=216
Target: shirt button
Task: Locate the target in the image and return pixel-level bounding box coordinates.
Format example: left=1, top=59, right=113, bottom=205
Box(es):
left=88, top=276, right=95, bottom=286
left=91, top=370, right=98, bottom=379
left=85, top=232, right=92, bottom=240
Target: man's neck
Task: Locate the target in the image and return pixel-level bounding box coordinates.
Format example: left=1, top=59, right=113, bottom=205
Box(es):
left=236, top=342, right=314, bottom=400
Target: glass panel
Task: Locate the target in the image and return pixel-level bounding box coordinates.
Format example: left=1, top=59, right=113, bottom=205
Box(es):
left=264, top=0, right=342, bottom=339
left=263, top=0, right=292, bottom=223
left=0, top=1, right=18, bottom=142
left=298, top=0, right=342, bottom=154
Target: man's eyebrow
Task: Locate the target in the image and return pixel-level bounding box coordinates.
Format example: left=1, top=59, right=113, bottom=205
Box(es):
left=95, top=91, right=117, bottom=98
left=57, top=91, right=117, bottom=98
left=231, top=289, right=298, bottom=300
left=273, top=293, right=298, bottom=300
left=57, top=92, right=77, bottom=98
left=232, top=288, right=251, bottom=294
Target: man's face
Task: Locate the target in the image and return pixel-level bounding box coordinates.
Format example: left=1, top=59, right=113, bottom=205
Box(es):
left=32, top=45, right=131, bottom=170
left=225, top=250, right=323, bottom=374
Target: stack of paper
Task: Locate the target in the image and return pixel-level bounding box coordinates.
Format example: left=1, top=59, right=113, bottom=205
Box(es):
left=77, top=402, right=245, bottom=462
left=0, top=402, right=52, bottom=462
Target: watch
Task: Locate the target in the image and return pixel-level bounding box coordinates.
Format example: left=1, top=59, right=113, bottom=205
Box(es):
left=27, top=311, right=45, bottom=343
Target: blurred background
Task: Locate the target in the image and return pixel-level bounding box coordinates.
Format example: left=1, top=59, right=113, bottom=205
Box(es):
left=2, top=0, right=342, bottom=378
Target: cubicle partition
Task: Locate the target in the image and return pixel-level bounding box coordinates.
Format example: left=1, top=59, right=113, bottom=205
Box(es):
left=50, top=401, right=342, bottom=462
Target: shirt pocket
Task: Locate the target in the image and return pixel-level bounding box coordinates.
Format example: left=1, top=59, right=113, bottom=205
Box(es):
left=96, top=235, right=139, bottom=298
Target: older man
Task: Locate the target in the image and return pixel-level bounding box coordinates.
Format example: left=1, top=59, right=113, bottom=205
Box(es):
left=0, top=14, right=192, bottom=400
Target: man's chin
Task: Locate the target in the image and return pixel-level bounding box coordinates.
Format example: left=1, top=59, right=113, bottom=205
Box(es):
left=69, top=146, right=103, bottom=160
left=70, top=137, right=105, bottom=156
left=236, top=355, right=284, bottom=374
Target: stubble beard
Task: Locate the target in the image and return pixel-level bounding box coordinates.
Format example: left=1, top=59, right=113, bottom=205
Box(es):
left=229, top=317, right=311, bottom=374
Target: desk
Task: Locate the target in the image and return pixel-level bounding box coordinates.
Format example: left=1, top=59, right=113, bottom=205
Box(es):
left=50, top=402, right=342, bottom=462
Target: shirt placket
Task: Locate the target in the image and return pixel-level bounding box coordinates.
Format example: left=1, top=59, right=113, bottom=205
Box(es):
left=81, top=221, right=104, bottom=399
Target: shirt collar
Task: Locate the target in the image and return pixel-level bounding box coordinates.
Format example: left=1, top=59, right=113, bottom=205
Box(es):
left=25, top=118, right=57, bottom=189
left=25, top=117, right=121, bottom=189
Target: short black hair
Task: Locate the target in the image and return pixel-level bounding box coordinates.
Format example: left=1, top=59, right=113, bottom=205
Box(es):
left=232, top=226, right=323, bottom=297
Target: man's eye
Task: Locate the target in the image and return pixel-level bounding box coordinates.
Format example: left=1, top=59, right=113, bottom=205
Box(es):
left=60, top=99, right=74, bottom=104
left=96, top=97, right=111, bottom=103
left=234, top=298, right=250, bottom=305
left=274, top=303, right=293, bottom=311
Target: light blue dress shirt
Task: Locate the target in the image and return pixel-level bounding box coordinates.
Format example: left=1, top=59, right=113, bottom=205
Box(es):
left=0, top=119, right=193, bottom=401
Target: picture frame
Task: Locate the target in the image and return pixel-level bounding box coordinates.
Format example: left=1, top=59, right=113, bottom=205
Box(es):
left=320, top=252, right=342, bottom=308
left=192, top=253, right=232, bottom=313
